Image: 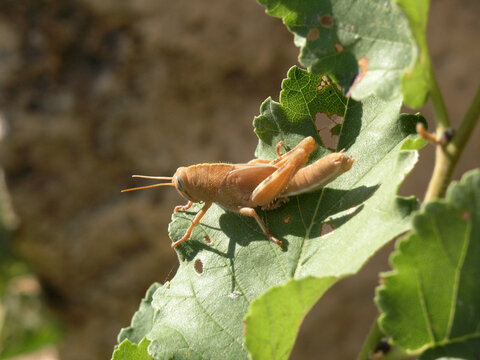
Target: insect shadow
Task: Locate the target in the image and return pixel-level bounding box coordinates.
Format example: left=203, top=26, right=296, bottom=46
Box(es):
left=173, top=183, right=381, bottom=259
left=218, top=183, right=380, bottom=247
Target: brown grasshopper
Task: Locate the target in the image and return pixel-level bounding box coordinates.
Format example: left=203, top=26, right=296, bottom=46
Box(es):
left=122, top=136, right=354, bottom=248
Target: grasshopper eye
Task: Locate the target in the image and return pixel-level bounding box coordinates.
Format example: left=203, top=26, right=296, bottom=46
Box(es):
left=175, top=176, right=185, bottom=192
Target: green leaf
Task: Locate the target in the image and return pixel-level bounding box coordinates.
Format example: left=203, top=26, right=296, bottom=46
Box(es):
left=119, top=67, right=424, bottom=360
left=112, top=338, right=152, bottom=360
left=257, top=0, right=418, bottom=102
left=395, top=0, right=432, bottom=108
left=118, top=283, right=160, bottom=345
left=376, top=169, right=480, bottom=357
left=245, top=276, right=337, bottom=359
left=419, top=337, right=480, bottom=360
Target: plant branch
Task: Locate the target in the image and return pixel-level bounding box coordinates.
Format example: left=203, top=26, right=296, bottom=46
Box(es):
left=425, top=84, right=480, bottom=201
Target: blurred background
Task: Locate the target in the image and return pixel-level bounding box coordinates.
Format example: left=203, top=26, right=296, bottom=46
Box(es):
left=0, top=0, right=478, bottom=359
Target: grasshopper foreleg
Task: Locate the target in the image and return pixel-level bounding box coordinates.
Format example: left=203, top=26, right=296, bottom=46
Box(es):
left=172, top=202, right=212, bottom=248
left=174, top=201, right=194, bottom=213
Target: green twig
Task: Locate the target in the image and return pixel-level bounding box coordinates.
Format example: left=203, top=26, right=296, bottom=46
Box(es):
left=425, top=84, right=480, bottom=201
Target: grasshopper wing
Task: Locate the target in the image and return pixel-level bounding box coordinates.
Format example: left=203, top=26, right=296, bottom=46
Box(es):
left=227, top=164, right=278, bottom=190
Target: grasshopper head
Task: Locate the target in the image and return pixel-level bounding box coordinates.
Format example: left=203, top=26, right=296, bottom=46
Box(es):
left=173, top=167, right=200, bottom=203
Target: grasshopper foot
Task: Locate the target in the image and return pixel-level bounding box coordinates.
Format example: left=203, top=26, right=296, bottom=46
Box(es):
left=174, top=201, right=194, bottom=213
left=267, top=232, right=284, bottom=247
left=172, top=202, right=212, bottom=249
left=171, top=233, right=191, bottom=248
left=275, top=140, right=285, bottom=157
left=238, top=207, right=284, bottom=247
left=261, top=197, right=290, bottom=210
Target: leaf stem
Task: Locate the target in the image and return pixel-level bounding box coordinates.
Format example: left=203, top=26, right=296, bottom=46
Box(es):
left=357, top=316, right=418, bottom=360
left=425, top=84, right=480, bottom=201
left=357, top=319, right=384, bottom=360
left=428, top=67, right=450, bottom=129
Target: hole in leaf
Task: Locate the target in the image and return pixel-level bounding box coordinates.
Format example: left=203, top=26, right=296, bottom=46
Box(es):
left=194, top=258, right=203, bottom=274
left=315, top=112, right=344, bottom=150
left=317, top=75, right=332, bottom=91
left=347, top=206, right=359, bottom=216
left=347, top=57, right=369, bottom=97
left=321, top=222, right=335, bottom=237
left=228, top=290, right=242, bottom=299
left=204, top=235, right=212, bottom=244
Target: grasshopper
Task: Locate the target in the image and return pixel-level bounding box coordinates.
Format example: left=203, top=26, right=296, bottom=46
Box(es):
left=123, top=136, right=354, bottom=248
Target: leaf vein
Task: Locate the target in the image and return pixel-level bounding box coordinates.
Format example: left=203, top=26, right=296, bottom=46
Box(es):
left=446, top=217, right=472, bottom=339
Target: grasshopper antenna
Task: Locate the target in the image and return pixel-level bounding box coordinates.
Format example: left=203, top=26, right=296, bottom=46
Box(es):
left=121, top=183, right=175, bottom=192
left=121, top=175, right=175, bottom=192
left=132, top=175, right=173, bottom=180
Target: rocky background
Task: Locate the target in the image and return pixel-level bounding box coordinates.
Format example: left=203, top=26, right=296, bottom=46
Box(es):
left=0, top=0, right=478, bottom=359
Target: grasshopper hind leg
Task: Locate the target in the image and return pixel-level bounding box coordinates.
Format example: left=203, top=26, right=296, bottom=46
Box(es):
left=239, top=207, right=283, bottom=247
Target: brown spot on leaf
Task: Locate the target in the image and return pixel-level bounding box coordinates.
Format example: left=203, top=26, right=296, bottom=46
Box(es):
left=321, top=222, right=335, bottom=237
left=346, top=57, right=369, bottom=97
left=283, top=215, right=291, bottom=224
left=204, top=235, right=212, bottom=244
left=461, top=210, right=470, bottom=221
left=334, top=42, right=344, bottom=53
left=194, top=258, right=204, bottom=274
left=306, top=28, right=319, bottom=41
left=319, top=14, right=334, bottom=28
